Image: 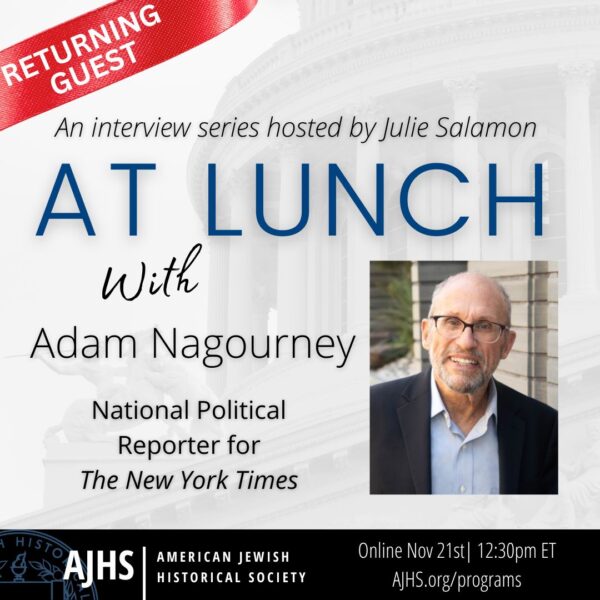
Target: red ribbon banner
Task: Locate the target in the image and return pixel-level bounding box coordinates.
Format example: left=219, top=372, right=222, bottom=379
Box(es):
left=0, top=0, right=258, bottom=131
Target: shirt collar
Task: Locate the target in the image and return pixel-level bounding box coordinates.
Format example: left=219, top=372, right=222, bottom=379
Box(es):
left=430, top=369, right=497, bottom=420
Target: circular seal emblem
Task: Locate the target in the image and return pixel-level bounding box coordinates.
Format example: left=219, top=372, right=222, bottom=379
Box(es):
left=0, top=530, right=98, bottom=599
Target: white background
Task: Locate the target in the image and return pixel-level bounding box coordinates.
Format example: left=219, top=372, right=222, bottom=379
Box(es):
left=1, top=0, right=598, bottom=529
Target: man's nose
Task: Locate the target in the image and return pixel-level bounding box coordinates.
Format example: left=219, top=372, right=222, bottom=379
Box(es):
left=457, top=325, right=478, bottom=348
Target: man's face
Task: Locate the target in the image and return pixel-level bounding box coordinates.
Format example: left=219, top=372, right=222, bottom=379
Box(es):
left=421, top=274, right=516, bottom=395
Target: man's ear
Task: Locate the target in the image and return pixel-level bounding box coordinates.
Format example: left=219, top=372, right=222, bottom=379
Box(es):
left=421, top=318, right=432, bottom=350
left=501, top=329, right=517, bottom=359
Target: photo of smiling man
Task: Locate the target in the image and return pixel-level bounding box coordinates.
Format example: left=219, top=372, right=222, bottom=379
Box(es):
left=370, top=265, right=558, bottom=495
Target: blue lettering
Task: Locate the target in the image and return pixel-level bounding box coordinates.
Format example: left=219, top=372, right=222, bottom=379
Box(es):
left=256, top=163, right=309, bottom=236
left=110, top=163, right=156, bottom=236
left=36, top=164, right=95, bottom=236
left=328, top=163, right=384, bottom=236
left=400, top=163, right=469, bottom=236
left=208, top=163, right=242, bottom=236
left=489, top=163, right=543, bottom=236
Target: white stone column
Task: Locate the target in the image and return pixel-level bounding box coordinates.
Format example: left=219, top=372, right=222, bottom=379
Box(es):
left=560, top=61, right=597, bottom=295
left=445, top=75, right=481, bottom=260
left=276, top=142, right=308, bottom=333
left=486, top=138, right=513, bottom=259
left=346, top=102, right=382, bottom=335
left=405, top=142, right=433, bottom=261
left=305, top=163, right=327, bottom=336
left=206, top=237, right=230, bottom=396
left=226, top=169, right=255, bottom=390
left=428, top=153, right=454, bottom=260
left=593, top=107, right=600, bottom=276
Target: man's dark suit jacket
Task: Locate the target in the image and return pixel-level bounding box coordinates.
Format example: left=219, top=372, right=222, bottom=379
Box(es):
left=370, top=369, right=558, bottom=494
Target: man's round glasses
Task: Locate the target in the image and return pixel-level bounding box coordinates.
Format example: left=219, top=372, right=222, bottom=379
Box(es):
left=430, top=316, right=508, bottom=344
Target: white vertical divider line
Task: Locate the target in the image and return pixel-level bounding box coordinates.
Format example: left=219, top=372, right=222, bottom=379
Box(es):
left=142, top=545, right=147, bottom=600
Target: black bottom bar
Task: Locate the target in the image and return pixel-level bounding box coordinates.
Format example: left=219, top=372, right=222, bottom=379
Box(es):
left=0, top=529, right=591, bottom=598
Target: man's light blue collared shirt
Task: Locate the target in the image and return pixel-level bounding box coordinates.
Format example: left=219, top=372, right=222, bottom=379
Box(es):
left=430, top=372, right=500, bottom=494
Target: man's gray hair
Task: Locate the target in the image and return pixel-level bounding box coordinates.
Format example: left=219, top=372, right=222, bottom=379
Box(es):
left=427, top=272, right=512, bottom=325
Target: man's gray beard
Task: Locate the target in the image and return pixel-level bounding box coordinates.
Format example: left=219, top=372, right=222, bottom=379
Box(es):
left=434, top=354, right=487, bottom=394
